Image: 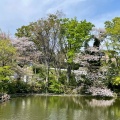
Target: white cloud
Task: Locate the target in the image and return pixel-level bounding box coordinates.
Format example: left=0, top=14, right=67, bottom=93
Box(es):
left=46, top=0, right=86, bottom=14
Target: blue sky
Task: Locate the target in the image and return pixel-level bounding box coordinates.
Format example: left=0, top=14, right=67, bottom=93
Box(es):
left=0, top=0, right=120, bottom=36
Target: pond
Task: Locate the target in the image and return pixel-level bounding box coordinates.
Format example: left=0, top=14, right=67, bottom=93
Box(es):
left=0, top=95, right=120, bottom=120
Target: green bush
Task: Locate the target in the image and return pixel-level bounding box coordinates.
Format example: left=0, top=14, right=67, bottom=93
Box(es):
left=48, top=80, right=64, bottom=94
left=71, top=63, right=80, bottom=70
left=58, top=73, right=67, bottom=85
left=69, top=73, right=77, bottom=86
left=7, top=81, right=17, bottom=94
left=30, top=81, right=45, bottom=93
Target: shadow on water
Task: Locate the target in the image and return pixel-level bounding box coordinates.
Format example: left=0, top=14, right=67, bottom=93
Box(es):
left=0, top=95, right=120, bottom=120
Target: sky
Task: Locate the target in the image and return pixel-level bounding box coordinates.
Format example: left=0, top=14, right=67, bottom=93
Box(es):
left=0, top=0, right=120, bottom=37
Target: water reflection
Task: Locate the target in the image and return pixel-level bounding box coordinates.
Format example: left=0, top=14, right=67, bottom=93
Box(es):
left=86, top=99, right=115, bottom=107
left=0, top=95, right=120, bottom=120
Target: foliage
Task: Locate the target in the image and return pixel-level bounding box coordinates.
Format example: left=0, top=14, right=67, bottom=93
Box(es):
left=48, top=80, right=64, bottom=94
left=15, top=25, right=32, bottom=38
left=0, top=29, right=10, bottom=40
left=15, top=12, right=64, bottom=92
left=0, top=39, right=16, bottom=66
left=12, top=38, right=40, bottom=67
left=0, top=81, right=9, bottom=93
left=59, top=18, right=94, bottom=83
left=0, top=39, right=16, bottom=87
left=60, top=18, right=94, bottom=63
left=104, top=17, right=120, bottom=88
left=112, top=76, right=120, bottom=86
left=0, top=66, right=13, bottom=81
left=0, top=80, right=45, bottom=94
left=58, top=72, right=67, bottom=84
left=0, top=13, right=119, bottom=94
left=105, top=17, right=120, bottom=52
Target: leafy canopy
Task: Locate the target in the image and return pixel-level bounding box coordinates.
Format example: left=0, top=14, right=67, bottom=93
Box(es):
left=0, top=39, right=16, bottom=66
left=105, top=17, right=120, bottom=52
left=104, top=17, right=120, bottom=86
left=60, top=18, right=94, bottom=63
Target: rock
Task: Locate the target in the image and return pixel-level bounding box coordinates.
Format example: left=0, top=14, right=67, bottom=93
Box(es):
left=0, top=93, right=10, bottom=103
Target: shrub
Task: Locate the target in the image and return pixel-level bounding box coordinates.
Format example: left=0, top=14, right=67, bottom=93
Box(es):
left=48, top=80, right=64, bottom=94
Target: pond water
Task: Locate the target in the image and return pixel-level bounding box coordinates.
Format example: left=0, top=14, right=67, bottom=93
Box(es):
left=0, top=95, right=120, bottom=120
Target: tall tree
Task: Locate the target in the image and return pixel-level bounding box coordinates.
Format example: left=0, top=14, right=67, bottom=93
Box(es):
left=15, top=12, right=63, bottom=92
left=12, top=37, right=41, bottom=67
left=104, top=17, right=120, bottom=86
left=0, top=38, right=16, bottom=82
left=59, top=18, right=94, bottom=83
left=0, top=39, right=16, bottom=67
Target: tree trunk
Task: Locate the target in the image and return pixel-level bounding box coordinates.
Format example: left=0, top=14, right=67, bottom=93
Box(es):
left=67, top=63, right=71, bottom=84
left=45, top=60, right=50, bottom=93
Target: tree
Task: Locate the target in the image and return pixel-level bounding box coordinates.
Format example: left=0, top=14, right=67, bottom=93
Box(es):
left=59, top=18, right=94, bottom=83
left=15, top=12, right=63, bottom=92
left=11, top=37, right=41, bottom=67
left=15, top=26, right=32, bottom=38
left=73, top=28, right=107, bottom=85
left=0, top=38, right=16, bottom=93
left=0, top=39, right=16, bottom=67
left=104, top=17, right=120, bottom=86
left=0, top=66, right=13, bottom=81
left=0, top=29, right=10, bottom=40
